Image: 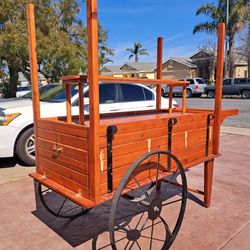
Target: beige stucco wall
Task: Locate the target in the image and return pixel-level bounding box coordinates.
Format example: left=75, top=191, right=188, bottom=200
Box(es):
left=138, top=73, right=155, bottom=79
left=161, top=60, right=197, bottom=79
left=234, top=65, right=248, bottom=78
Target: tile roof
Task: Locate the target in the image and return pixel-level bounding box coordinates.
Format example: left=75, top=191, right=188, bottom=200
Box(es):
left=122, top=62, right=156, bottom=72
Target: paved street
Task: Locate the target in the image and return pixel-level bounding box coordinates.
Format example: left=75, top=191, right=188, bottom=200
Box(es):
left=0, top=131, right=250, bottom=249
left=0, top=97, right=249, bottom=249
left=174, top=96, right=250, bottom=128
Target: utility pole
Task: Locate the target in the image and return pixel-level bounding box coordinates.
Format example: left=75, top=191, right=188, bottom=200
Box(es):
left=224, top=0, right=229, bottom=78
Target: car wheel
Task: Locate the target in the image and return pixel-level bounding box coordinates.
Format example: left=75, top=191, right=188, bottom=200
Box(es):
left=207, top=90, right=215, bottom=98
left=186, top=89, right=192, bottom=98
left=241, top=90, right=250, bottom=99
left=16, top=127, right=35, bottom=166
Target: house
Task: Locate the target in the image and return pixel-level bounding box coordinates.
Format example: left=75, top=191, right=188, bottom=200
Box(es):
left=100, top=62, right=156, bottom=79
left=159, top=57, right=197, bottom=80
left=234, top=54, right=248, bottom=78
left=100, top=50, right=248, bottom=83
left=190, top=50, right=248, bottom=82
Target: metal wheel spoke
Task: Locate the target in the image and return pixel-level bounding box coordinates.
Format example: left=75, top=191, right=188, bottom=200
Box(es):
left=135, top=240, right=142, bottom=250
left=135, top=212, right=145, bottom=230
left=132, top=175, right=152, bottom=203
left=165, top=168, right=180, bottom=191
left=139, top=217, right=149, bottom=233
left=162, top=198, right=183, bottom=207
left=112, top=235, right=128, bottom=246
left=149, top=220, right=155, bottom=249
left=57, top=198, right=67, bottom=215
left=124, top=240, right=131, bottom=250
left=155, top=153, right=160, bottom=189
left=141, top=220, right=162, bottom=232
left=140, top=235, right=165, bottom=242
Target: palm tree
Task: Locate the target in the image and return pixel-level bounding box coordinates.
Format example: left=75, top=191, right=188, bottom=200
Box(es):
left=193, top=0, right=248, bottom=78
left=126, top=43, right=149, bottom=62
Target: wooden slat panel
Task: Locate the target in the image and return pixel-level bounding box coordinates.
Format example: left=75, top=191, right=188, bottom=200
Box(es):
left=100, top=144, right=212, bottom=194
left=99, top=112, right=210, bottom=137
left=37, top=119, right=88, bottom=138
left=38, top=157, right=88, bottom=187
left=100, top=123, right=208, bottom=148
left=101, top=135, right=209, bottom=172
left=30, top=172, right=95, bottom=208
left=37, top=165, right=88, bottom=198
left=37, top=147, right=88, bottom=175
left=37, top=128, right=88, bottom=151
left=101, top=126, right=208, bottom=161
left=37, top=138, right=88, bottom=163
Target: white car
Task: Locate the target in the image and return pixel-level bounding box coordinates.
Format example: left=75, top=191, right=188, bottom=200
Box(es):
left=16, top=86, right=32, bottom=97
left=0, top=82, right=178, bottom=165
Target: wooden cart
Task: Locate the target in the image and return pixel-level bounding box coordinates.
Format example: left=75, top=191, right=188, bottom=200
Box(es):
left=27, top=2, right=238, bottom=249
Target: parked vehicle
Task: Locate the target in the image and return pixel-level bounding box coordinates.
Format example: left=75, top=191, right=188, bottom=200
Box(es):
left=16, top=86, right=32, bottom=97
left=0, top=82, right=178, bottom=165
left=204, top=78, right=250, bottom=99
left=162, top=77, right=207, bottom=98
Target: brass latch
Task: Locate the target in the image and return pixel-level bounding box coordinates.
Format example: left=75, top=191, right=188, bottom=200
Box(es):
left=52, top=143, right=63, bottom=158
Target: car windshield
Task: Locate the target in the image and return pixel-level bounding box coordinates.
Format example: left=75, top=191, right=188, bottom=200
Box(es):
left=22, top=84, right=60, bottom=99
left=196, top=78, right=206, bottom=84
left=39, top=84, right=78, bottom=102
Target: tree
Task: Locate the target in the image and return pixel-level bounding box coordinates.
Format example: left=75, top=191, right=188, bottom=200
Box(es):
left=126, top=43, right=149, bottom=62
left=0, top=0, right=113, bottom=97
left=193, top=0, right=248, bottom=78
left=198, top=40, right=217, bottom=83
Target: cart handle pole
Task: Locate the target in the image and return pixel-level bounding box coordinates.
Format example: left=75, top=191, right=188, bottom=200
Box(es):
left=27, top=3, right=40, bottom=170
left=87, top=0, right=101, bottom=202
left=213, top=23, right=225, bottom=155
left=27, top=4, right=40, bottom=121
left=156, top=37, right=163, bottom=110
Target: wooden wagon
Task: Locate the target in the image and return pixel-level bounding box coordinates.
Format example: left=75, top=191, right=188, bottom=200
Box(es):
left=27, top=1, right=238, bottom=249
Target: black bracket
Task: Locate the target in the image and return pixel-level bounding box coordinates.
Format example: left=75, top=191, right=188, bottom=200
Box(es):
left=107, top=125, right=117, bottom=193
left=167, top=118, right=177, bottom=169
left=206, top=114, right=214, bottom=156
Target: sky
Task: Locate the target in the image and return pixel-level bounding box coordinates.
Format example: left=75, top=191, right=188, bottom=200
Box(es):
left=79, top=0, right=216, bottom=65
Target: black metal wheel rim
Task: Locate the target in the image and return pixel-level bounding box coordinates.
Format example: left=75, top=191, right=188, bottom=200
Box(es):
left=109, top=150, right=187, bottom=250
left=36, top=182, right=90, bottom=219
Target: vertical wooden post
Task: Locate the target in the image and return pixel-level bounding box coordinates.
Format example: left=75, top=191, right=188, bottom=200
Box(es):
left=204, top=23, right=225, bottom=208
left=27, top=4, right=40, bottom=167
left=156, top=37, right=163, bottom=110
left=182, top=86, right=186, bottom=113
left=66, top=84, right=72, bottom=123
left=204, top=160, right=214, bottom=208
left=78, top=82, right=85, bottom=125
left=87, top=0, right=100, bottom=202
left=213, top=23, right=225, bottom=155
left=168, top=86, right=173, bottom=114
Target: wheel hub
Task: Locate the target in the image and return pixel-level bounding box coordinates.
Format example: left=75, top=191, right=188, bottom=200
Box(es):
left=127, top=229, right=141, bottom=241
left=148, top=197, right=162, bottom=221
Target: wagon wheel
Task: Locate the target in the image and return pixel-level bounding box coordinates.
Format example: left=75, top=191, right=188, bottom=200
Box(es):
left=109, top=150, right=187, bottom=250
left=35, top=182, right=90, bottom=219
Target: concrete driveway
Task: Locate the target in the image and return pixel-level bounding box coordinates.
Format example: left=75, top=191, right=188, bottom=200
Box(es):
left=0, top=128, right=250, bottom=249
